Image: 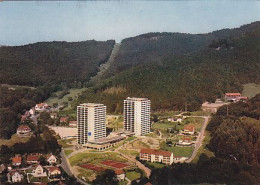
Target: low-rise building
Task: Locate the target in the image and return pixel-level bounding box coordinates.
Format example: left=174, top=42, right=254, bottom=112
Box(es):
left=46, top=154, right=57, bottom=165
left=12, top=154, right=22, bottom=166
left=9, top=171, right=23, bottom=183
left=35, top=103, right=48, bottom=111
left=115, top=169, right=125, bottom=181
left=182, top=125, right=195, bottom=135
left=140, top=148, right=173, bottom=165
left=167, top=117, right=182, bottom=123
left=59, top=116, right=69, bottom=123
left=177, top=137, right=193, bottom=147
left=225, top=93, right=241, bottom=101
left=27, top=154, right=41, bottom=164
left=46, top=166, right=61, bottom=181
left=201, top=101, right=229, bottom=113
left=17, top=125, right=31, bottom=137
left=69, top=120, right=77, bottom=127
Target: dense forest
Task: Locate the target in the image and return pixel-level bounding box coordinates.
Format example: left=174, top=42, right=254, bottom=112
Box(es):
left=0, top=40, right=115, bottom=86
left=134, top=94, right=260, bottom=185
left=75, top=22, right=260, bottom=113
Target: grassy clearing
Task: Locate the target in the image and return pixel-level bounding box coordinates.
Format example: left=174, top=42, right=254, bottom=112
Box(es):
left=153, top=111, right=181, bottom=117
left=45, top=88, right=88, bottom=107
left=118, top=149, right=139, bottom=157
left=243, top=83, right=260, bottom=98
left=152, top=122, right=177, bottom=130
left=118, top=181, right=128, bottom=185
left=190, top=111, right=211, bottom=116
left=0, top=134, right=31, bottom=147
left=58, top=139, right=73, bottom=148
left=161, top=144, right=194, bottom=157
left=125, top=136, right=137, bottom=142
left=69, top=152, right=127, bottom=166
left=127, top=139, right=150, bottom=150
left=146, top=161, right=166, bottom=168
left=192, top=131, right=214, bottom=163
left=126, top=171, right=141, bottom=181
left=64, top=149, right=73, bottom=156
left=77, top=168, right=96, bottom=183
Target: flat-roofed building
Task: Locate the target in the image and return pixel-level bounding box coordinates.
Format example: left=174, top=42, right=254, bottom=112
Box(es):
left=124, top=97, right=151, bottom=136
left=77, top=103, right=106, bottom=145
left=140, top=148, right=173, bottom=165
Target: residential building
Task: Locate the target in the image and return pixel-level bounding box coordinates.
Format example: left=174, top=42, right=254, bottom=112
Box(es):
left=182, top=125, right=195, bottom=135
left=35, top=103, right=48, bottom=111
left=17, top=125, right=31, bottom=137
left=77, top=103, right=106, bottom=145
left=69, top=120, right=77, bottom=127
left=27, top=154, right=41, bottom=164
left=10, top=171, right=23, bottom=183
left=225, top=93, right=241, bottom=101
left=12, top=154, right=22, bottom=166
left=59, top=116, right=69, bottom=123
left=46, top=166, right=61, bottom=181
left=140, top=148, right=173, bottom=165
left=46, top=154, right=57, bottom=165
left=177, top=137, right=193, bottom=147
left=115, top=169, right=125, bottom=181
left=167, top=117, right=182, bottom=123
left=31, top=164, right=47, bottom=177
left=124, top=97, right=151, bottom=136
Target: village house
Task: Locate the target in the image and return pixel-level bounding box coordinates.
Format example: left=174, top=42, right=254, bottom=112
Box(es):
left=177, top=136, right=193, bottom=147
left=50, top=112, right=57, bottom=119
left=225, top=93, right=241, bottom=101
left=115, top=169, right=125, bottom=181
left=59, top=116, right=69, bottom=123
left=9, top=171, right=24, bottom=183
left=69, top=120, right=77, bottom=127
left=140, top=148, right=174, bottom=165
left=27, top=154, right=41, bottom=164
left=182, top=125, right=195, bottom=135
left=46, top=154, right=57, bottom=165
left=12, top=154, right=22, bottom=166
left=17, top=125, right=31, bottom=137
left=35, top=103, right=48, bottom=112
left=46, top=166, right=61, bottom=181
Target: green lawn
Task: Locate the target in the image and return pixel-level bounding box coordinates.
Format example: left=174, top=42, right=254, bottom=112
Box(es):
left=126, top=171, right=141, bottom=181
left=125, top=136, right=137, bottom=142
left=190, top=111, right=211, bottom=116
left=118, top=180, right=128, bottom=185
left=153, top=111, right=181, bottom=117
left=146, top=161, right=166, bottom=168
left=58, top=139, right=73, bottom=148
left=69, top=152, right=127, bottom=166
left=64, top=149, right=73, bottom=156
left=161, top=142, right=194, bottom=157
left=243, top=83, right=260, bottom=98
left=152, top=122, right=177, bottom=130
left=118, top=149, right=139, bottom=157
left=0, top=134, right=31, bottom=147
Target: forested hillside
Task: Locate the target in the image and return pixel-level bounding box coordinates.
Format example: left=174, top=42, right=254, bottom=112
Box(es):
left=101, top=21, right=260, bottom=78
left=0, top=40, right=115, bottom=86
left=76, top=23, right=260, bottom=113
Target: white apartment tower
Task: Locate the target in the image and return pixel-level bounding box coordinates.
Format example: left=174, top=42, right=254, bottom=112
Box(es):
left=124, top=97, right=151, bottom=136
left=77, top=103, right=106, bottom=145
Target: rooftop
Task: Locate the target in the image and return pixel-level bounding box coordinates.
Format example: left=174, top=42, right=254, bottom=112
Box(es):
left=225, top=93, right=241, bottom=96
left=78, top=103, right=105, bottom=107
left=125, top=97, right=149, bottom=101
left=183, top=125, right=194, bottom=132
left=140, top=148, right=172, bottom=157
left=88, top=136, right=125, bottom=145
left=202, top=102, right=229, bottom=108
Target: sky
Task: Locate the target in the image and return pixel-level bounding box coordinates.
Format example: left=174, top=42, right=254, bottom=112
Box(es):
left=1, top=1, right=260, bottom=46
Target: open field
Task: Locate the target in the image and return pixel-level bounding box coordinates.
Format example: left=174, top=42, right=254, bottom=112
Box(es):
left=69, top=152, right=128, bottom=166
left=126, top=170, right=141, bottom=181
left=153, top=111, right=181, bottom=117
left=45, top=88, right=88, bottom=107
left=190, top=111, right=211, bottom=116
left=58, top=139, right=74, bottom=148
left=64, top=149, right=73, bottom=156
left=243, top=83, right=260, bottom=98
left=77, top=168, right=96, bottom=183
left=0, top=134, right=31, bottom=147
left=145, top=161, right=165, bottom=168
left=127, top=139, right=150, bottom=149
left=118, top=149, right=139, bottom=157
left=161, top=142, right=194, bottom=157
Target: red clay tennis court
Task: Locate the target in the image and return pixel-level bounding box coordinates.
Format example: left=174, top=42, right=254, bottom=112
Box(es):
left=101, top=160, right=129, bottom=169
left=80, top=163, right=104, bottom=172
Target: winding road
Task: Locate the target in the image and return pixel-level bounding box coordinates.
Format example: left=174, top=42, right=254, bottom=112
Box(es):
left=186, top=116, right=210, bottom=163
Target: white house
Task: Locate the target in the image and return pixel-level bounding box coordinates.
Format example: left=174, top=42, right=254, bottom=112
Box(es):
left=17, top=125, right=31, bottom=137
left=46, top=154, right=57, bottom=165
left=10, top=171, right=23, bottom=183
left=115, top=169, right=125, bottom=181
left=168, top=117, right=182, bottom=123
left=140, top=148, right=174, bottom=165
left=32, top=164, right=47, bottom=177
left=35, top=103, right=48, bottom=111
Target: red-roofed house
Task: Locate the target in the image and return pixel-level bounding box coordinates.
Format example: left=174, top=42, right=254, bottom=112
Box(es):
left=35, top=103, right=48, bottom=111
left=17, top=125, right=31, bottom=137
left=46, top=166, right=61, bottom=181
left=182, top=125, right=195, bottom=135
left=60, top=117, right=69, bottom=123
left=26, top=154, right=41, bottom=164
left=225, top=93, right=241, bottom=101
left=115, top=169, right=125, bottom=181
left=12, top=154, right=22, bottom=166
left=69, top=121, right=77, bottom=127
left=140, top=148, right=173, bottom=165
left=177, top=137, right=193, bottom=147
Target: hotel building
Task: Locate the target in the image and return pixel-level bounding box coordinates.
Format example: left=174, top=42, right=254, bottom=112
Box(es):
left=140, top=148, right=174, bottom=165
left=77, top=103, right=106, bottom=145
left=124, top=97, right=151, bottom=136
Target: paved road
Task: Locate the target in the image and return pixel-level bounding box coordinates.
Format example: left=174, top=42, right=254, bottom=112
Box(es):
left=60, top=149, right=89, bottom=185
left=186, top=116, right=210, bottom=163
